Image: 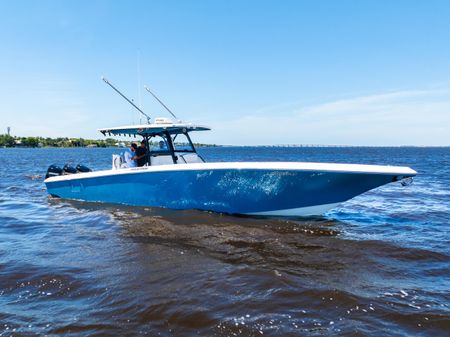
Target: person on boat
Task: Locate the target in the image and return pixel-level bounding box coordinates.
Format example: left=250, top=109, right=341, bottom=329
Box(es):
left=133, top=140, right=147, bottom=167
left=159, top=140, right=167, bottom=150
left=123, top=143, right=137, bottom=168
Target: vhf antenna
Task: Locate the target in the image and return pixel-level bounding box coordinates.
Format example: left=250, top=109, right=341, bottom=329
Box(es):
left=102, top=76, right=151, bottom=124
left=144, top=85, right=179, bottom=120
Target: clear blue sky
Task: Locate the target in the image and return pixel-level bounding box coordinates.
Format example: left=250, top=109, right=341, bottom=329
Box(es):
left=0, top=0, right=449, bottom=145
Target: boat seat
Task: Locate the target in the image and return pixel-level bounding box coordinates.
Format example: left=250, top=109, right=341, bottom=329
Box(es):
left=112, top=154, right=132, bottom=169
left=112, top=154, right=123, bottom=170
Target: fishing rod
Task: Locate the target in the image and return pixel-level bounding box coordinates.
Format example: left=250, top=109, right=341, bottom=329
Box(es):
left=102, top=76, right=151, bottom=124
left=143, top=85, right=179, bottom=120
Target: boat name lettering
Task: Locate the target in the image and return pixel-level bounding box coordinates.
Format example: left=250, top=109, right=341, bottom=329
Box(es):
left=272, top=171, right=295, bottom=176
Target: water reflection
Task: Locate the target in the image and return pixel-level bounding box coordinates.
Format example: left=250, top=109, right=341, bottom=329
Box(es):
left=50, top=200, right=358, bottom=278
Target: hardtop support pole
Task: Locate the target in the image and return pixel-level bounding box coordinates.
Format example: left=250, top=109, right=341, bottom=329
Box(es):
left=163, top=131, right=178, bottom=164
left=144, top=135, right=150, bottom=166
left=184, top=132, right=198, bottom=154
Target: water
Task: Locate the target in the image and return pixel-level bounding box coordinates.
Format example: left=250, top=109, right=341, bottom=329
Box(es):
left=0, top=147, right=449, bottom=336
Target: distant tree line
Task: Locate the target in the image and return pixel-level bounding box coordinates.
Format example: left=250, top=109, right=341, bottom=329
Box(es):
left=0, top=134, right=218, bottom=148
left=0, top=134, right=118, bottom=148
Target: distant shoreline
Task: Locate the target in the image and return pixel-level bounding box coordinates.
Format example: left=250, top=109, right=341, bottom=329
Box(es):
left=0, top=134, right=447, bottom=148
left=0, top=135, right=219, bottom=148
left=1, top=144, right=448, bottom=149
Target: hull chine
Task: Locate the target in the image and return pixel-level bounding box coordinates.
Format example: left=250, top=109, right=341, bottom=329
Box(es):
left=245, top=202, right=342, bottom=217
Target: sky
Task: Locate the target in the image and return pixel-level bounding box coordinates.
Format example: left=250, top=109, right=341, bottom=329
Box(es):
left=0, top=0, right=449, bottom=146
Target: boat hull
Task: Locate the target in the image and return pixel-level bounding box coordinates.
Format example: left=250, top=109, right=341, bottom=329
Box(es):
left=44, top=162, right=416, bottom=216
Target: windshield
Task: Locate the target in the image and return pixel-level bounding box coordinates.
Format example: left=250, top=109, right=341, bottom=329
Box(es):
left=149, top=135, right=171, bottom=154
left=171, top=133, right=195, bottom=152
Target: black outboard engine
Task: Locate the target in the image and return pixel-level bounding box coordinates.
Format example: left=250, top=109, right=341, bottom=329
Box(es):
left=76, top=164, right=92, bottom=173
left=63, top=164, right=77, bottom=175
left=45, top=165, right=63, bottom=179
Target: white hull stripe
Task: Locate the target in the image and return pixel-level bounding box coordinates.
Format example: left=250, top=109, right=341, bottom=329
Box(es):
left=45, top=161, right=417, bottom=183
left=246, top=202, right=342, bottom=217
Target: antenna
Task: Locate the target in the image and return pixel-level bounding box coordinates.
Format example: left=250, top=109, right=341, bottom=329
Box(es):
left=144, top=85, right=179, bottom=120
left=102, top=76, right=151, bottom=124
left=137, top=51, right=142, bottom=124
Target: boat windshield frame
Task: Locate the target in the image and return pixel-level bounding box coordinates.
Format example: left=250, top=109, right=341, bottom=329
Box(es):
left=99, top=122, right=209, bottom=166
left=143, top=130, right=201, bottom=165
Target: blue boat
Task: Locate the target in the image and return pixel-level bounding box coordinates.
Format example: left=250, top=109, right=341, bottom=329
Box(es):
left=44, top=119, right=416, bottom=216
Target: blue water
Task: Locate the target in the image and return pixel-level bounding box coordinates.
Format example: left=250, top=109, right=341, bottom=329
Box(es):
left=0, top=147, right=449, bottom=336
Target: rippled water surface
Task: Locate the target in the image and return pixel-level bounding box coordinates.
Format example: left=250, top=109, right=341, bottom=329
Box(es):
left=0, top=147, right=449, bottom=336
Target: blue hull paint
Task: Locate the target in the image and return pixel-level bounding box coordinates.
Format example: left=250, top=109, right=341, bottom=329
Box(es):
left=45, top=168, right=396, bottom=214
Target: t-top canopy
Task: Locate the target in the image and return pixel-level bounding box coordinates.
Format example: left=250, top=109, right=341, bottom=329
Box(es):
left=98, top=122, right=211, bottom=137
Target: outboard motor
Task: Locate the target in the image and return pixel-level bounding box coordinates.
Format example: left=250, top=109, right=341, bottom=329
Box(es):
left=45, top=165, right=63, bottom=179
left=63, top=164, right=77, bottom=175
left=76, top=164, right=92, bottom=173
